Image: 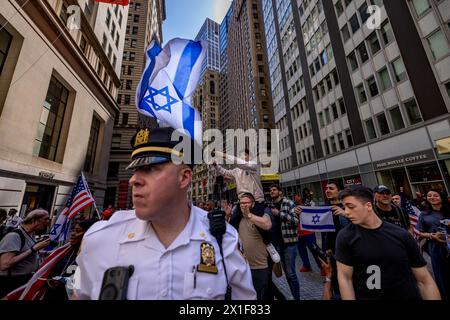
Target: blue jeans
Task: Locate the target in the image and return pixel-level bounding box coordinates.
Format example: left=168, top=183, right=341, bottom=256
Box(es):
left=276, top=243, right=300, bottom=300
left=297, top=234, right=320, bottom=269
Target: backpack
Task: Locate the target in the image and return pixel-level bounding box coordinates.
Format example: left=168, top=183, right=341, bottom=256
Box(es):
left=0, top=226, right=26, bottom=252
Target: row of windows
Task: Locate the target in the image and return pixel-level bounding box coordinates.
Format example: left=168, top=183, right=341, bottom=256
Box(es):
left=354, top=58, right=407, bottom=105
left=294, top=121, right=312, bottom=142
left=312, top=69, right=340, bottom=102
left=364, top=99, right=423, bottom=140
left=317, top=98, right=347, bottom=127
left=297, top=145, right=316, bottom=165
left=309, top=45, right=333, bottom=77
left=323, top=129, right=354, bottom=156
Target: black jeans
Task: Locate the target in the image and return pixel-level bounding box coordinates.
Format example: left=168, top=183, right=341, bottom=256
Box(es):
left=0, top=274, right=32, bottom=298
left=251, top=268, right=272, bottom=301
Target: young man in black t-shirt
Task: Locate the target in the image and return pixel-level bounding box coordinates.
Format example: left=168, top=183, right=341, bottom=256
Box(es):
left=335, top=186, right=440, bottom=300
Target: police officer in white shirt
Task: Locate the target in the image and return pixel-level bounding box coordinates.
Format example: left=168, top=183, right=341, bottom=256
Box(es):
left=75, top=127, right=256, bottom=300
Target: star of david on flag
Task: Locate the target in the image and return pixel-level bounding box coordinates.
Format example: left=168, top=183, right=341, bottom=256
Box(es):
left=136, top=38, right=207, bottom=146
left=145, top=86, right=178, bottom=113
left=300, top=206, right=335, bottom=232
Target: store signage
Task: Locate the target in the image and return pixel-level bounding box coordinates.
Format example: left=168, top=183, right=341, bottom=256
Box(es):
left=344, top=176, right=362, bottom=187
left=374, top=150, right=435, bottom=170
left=436, top=137, right=450, bottom=155
left=39, top=171, right=55, bottom=179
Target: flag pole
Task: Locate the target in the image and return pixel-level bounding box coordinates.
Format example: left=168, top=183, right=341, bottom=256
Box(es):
left=81, top=172, right=101, bottom=219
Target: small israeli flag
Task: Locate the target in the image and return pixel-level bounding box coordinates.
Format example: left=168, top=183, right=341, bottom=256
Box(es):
left=136, top=38, right=207, bottom=145
left=300, top=206, right=336, bottom=232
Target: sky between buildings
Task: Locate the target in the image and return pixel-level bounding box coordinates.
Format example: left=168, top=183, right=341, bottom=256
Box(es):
left=162, top=0, right=232, bottom=44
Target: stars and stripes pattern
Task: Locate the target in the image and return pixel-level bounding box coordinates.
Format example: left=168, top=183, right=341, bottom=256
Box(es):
left=4, top=243, right=74, bottom=300
left=49, top=173, right=94, bottom=243
left=62, top=174, right=95, bottom=219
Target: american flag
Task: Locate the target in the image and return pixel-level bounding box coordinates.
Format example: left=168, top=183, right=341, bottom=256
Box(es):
left=4, top=243, right=74, bottom=300
left=49, top=174, right=94, bottom=243
left=405, top=201, right=421, bottom=238
left=62, top=174, right=95, bottom=219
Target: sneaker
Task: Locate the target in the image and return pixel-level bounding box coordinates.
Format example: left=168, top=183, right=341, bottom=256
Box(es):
left=299, top=267, right=312, bottom=273
left=266, top=243, right=280, bottom=263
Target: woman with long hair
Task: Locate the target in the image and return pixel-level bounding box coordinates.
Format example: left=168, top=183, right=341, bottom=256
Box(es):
left=417, top=189, right=450, bottom=300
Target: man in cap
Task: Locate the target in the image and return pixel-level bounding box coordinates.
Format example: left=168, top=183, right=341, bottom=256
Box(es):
left=373, top=185, right=411, bottom=231
left=75, top=127, right=256, bottom=300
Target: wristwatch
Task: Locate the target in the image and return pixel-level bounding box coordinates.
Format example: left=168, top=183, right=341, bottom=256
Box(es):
left=323, top=277, right=332, bottom=283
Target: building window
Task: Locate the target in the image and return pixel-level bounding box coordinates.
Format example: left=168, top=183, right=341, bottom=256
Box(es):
left=348, top=51, right=359, bottom=71
left=356, top=84, right=368, bottom=104
left=367, top=76, right=379, bottom=97
left=134, top=15, right=140, bottom=23
left=126, top=80, right=132, bottom=90
left=378, top=67, right=392, bottom=91
left=346, top=129, right=354, bottom=147
left=411, top=0, right=431, bottom=16
left=332, top=103, right=339, bottom=120
left=106, top=9, right=111, bottom=27
left=124, top=95, right=131, bottom=104
left=365, top=119, right=377, bottom=140
left=350, top=14, right=360, bottom=34
left=338, top=133, right=345, bottom=150
left=427, top=29, right=450, bottom=60
left=59, top=1, right=69, bottom=25
left=335, top=1, right=344, bottom=16
left=0, top=28, right=13, bottom=75
left=358, top=2, right=370, bottom=24
left=339, top=98, right=346, bottom=115
left=341, top=24, right=350, bottom=43
left=122, top=113, right=129, bottom=125
left=132, top=26, right=138, bottom=35
left=84, top=116, right=101, bottom=173
left=107, top=163, right=119, bottom=179
left=392, top=57, right=407, bottom=82
left=34, top=76, right=69, bottom=162
left=131, top=39, right=137, bottom=48
left=323, top=139, right=330, bottom=155
left=381, top=21, right=394, bottom=45
left=377, top=113, right=390, bottom=136
left=404, top=100, right=423, bottom=125
left=129, top=52, right=135, bottom=61
left=367, top=32, right=381, bottom=55
left=389, top=106, right=405, bottom=131
left=357, top=43, right=369, bottom=64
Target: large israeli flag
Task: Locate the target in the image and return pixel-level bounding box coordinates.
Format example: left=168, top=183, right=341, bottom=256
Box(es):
left=136, top=38, right=206, bottom=145
left=300, top=206, right=336, bottom=232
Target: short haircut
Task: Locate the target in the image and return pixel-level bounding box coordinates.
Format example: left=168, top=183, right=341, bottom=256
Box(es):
left=270, top=184, right=282, bottom=191
left=22, top=209, right=49, bottom=225
left=8, top=208, right=18, bottom=215
left=327, top=179, right=344, bottom=191
left=339, top=186, right=374, bottom=204
left=240, top=192, right=255, bottom=202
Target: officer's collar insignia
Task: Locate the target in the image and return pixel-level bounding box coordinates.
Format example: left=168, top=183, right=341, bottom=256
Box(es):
left=197, top=242, right=218, bottom=274
left=128, top=232, right=135, bottom=239
left=135, top=129, right=150, bottom=147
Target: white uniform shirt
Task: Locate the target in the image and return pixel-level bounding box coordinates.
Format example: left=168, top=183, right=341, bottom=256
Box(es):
left=76, top=206, right=256, bottom=300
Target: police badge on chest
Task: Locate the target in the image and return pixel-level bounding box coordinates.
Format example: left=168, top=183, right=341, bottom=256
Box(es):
left=197, top=242, right=218, bottom=274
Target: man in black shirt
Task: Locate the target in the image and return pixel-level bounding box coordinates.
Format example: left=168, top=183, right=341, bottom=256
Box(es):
left=335, top=186, right=440, bottom=300
left=373, top=185, right=411, bottom=232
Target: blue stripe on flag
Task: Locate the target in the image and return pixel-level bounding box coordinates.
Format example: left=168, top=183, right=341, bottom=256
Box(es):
left=172, top=41, right=202, bottom=138
left=138, top=42, right=162, bottom=118
left=302, top=224, right=336, bottom=230
left=301, top=207, right=332, bottom=214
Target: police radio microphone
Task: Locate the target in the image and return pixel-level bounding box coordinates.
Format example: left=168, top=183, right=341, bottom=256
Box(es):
left=208, top=209, right=226, bottom=245
left=207, top=209, right=232, bottom=300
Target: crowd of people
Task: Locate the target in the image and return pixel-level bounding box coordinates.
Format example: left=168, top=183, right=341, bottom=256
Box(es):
left=0, top=127, right=449, bottom=300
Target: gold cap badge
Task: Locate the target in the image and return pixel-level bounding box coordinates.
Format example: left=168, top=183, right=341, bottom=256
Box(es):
left=135, top=129, right=150, bottom=147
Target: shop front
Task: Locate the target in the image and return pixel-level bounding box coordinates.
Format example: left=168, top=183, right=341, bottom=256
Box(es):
left=20, top=182, right=56, bottom=217
left=374, top=149, right=448, bottom=198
